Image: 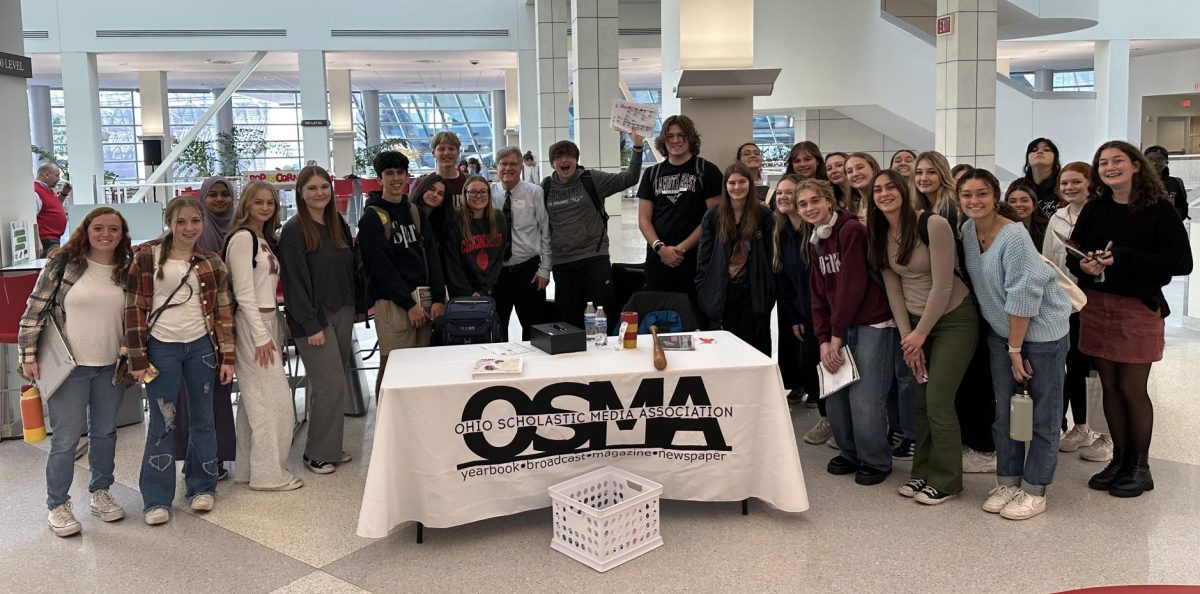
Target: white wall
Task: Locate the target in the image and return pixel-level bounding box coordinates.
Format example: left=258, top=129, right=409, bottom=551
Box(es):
left=996, top=79, right=1095, bottom=178
left=1034, top=0, right=1200, bottom=40
left=803, top=110, right=912, bottom=167
left=1129, top=47, right=1200, bottom=147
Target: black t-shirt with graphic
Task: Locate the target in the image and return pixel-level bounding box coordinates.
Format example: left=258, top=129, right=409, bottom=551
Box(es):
left=636, top=156, right=725, bottom=245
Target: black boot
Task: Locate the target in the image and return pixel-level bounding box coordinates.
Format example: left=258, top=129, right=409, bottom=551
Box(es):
left=1109, top=453, right=1154, bottom=498
left=1087, top=448, right=1127, bottom=491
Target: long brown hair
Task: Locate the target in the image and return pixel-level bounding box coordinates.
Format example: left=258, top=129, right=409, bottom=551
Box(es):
left=230, top=181, right=282, bottom=246
left=1090, top=140, right=1164, bottom=213
left=771, top=173, right=809, bottom=272
left=458, top=175, right=500, bottom=242
left=845, top=152, right=880, bottom=215
left=294, top=165, right=348, bottom=252
left=156, top=196, right=205, bottom=280
left=717, top=163, right=768, bottom=243
left=866, top=170, right=919, bottom=271
left=783, top=141, right=829, bottom=180
left=54, top=206, right=132, bottom=285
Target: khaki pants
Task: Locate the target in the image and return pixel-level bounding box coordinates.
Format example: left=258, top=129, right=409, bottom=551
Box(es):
left=374, top=299, right=432, bottom=394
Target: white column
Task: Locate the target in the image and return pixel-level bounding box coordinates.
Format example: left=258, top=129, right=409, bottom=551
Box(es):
left=1094, top=39, right=1131, bottom=145
left=362, top=90, right=380, bottom=147
left=660, top=0, right=682, bottom=118
left=328, top=69, right=355, bottom=176
left=61, top=52, right=105, bottom=204
left=572, top=0, right=622, bottom=178
left=1, top=0, right=37, bottom=264
left=297, top=50, right=331, bottom=168
left=29, top=85, right=53, bottom=171
left=934, top=0, right=997, bottom=171
left=214, top=89, right=234, bottom=136
left=491, top=89, right=507, bottom=156
left=1034, top=69, right=1054, bottom=92
left=516, top=1, right=540, bottom=156
left=503, top=69, right=521, bottom=147
left=138, top=71, right=170, bottom=187
left=535, top=0, right=570, bottom=176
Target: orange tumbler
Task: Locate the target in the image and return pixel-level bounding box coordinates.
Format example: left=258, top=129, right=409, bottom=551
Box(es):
left=621, top=311, right=638, bottom=348
left=21, top=385, right=46, bottom=443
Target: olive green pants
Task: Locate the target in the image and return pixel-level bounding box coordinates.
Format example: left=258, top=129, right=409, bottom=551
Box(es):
left=911, top=299, right=979, bottom=494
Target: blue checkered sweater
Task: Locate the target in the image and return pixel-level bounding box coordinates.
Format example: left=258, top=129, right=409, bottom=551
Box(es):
left=962, top=220, right=1071, bottom=342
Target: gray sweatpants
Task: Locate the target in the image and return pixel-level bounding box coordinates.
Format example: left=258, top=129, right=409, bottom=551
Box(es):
left=233, top=310, right=298, bottom=488
left=293, top=305, right=355, bottom=463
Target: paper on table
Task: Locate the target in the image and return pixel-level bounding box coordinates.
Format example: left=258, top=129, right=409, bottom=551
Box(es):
left=610, top=100, right=658, bottom=134
left=481, top=342, right=534, bottom=356
left=817, top=346, right=860, bottom=398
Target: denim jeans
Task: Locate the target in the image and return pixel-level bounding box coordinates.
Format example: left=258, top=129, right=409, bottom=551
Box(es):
left=45, top=364, right=122, bottom=509
left=888, top=340, right=917, bottom=440
left=140, top=337, right=219, bottom=512
left=825, top=325, right=895, bottom=472
left=988, top=331, right=1068, bottom=496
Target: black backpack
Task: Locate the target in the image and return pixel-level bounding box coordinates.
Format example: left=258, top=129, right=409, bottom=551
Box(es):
left=917, top=210, right=972, bottom=289
left=435, top=296, right=502, bottom=345
left=542, top=169, right=606, bottom=252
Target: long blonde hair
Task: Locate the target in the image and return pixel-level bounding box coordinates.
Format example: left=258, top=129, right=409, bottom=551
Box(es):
left=156, top=196, right=205, bottom=280
left=912, top=151, right=959, bottom=221
left=230, top=181, right=282, bottom=246
left=458, top=175, right=501, bottom=242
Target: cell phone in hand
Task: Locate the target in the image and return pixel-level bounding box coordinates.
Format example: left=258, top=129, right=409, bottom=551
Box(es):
left=1052, top=230, right=1090, bottom=260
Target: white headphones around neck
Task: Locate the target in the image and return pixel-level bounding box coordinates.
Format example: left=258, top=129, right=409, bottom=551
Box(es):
left=810, top=212, right=839, bottom=245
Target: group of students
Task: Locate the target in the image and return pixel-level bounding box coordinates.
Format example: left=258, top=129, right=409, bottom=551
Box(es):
left=18, top=115, right=1193, bottom=537
left=655, top=129, right=1190, bottom=520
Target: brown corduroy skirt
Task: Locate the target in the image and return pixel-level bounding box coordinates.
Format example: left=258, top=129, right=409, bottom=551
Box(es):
left=1078, top=290, right=1164, bottom=364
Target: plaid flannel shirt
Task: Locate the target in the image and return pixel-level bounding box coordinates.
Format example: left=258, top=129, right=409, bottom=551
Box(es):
left=123, top=238, right=236, bottom=371
left=17, top=255, right=87, bottom=365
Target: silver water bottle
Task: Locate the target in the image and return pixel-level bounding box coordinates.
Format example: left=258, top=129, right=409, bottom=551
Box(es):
left=1009, top=382, right=1033, bottom=442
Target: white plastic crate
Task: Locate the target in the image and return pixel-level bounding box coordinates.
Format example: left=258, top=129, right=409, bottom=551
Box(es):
left=548, top=466, right=663, bottom=572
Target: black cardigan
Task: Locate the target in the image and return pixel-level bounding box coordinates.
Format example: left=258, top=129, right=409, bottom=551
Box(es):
left=695, top=204, right=776, bottom=327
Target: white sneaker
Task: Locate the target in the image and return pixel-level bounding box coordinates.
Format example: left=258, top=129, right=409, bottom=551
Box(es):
left=825, top=434, right=839, bottom=450
left=804, top=418, right=833, bottom=445
left=190, top=493, right=214, bottom=512
left=981, top=485, right=1020, bottom=514
left=89, top=489, right=125, bottom=522
left=999, top=490, right=1047, bottom=520
left=1080, top=433, right=1114, bottom=462
left=144, top=507, right=170, bottom=525
left=48, top=502, right=81, bottom=537
left=1059, top=424, right=1096, bottom=452
left=963, top=447, right=997, bottom=473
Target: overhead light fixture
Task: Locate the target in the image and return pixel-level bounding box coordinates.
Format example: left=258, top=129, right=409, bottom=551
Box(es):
left=414, top=59, right=441, bottom=64
left=205, top=59, right=242, bottom=66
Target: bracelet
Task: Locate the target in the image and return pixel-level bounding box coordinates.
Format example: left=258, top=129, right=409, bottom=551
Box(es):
left=652, top=240, right=665, bottom=252
left=1007, top=344, right=1022, bottom=354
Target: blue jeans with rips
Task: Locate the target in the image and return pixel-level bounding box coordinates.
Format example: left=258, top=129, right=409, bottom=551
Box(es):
left=987, top=331, right=1068, bottom=496
left=139, top=337, right=220, bottom=512
left=45, top=364, right=122, bottom=509
left=825, top=325, right=895, bottom=473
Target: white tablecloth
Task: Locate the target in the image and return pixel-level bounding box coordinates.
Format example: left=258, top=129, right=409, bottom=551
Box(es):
left=357, top=331, right=809, bottom=536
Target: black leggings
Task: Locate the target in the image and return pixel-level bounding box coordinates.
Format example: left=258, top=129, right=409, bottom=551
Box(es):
left=1093, top=358, right=1154, bottom=456
left=1062, top=313, right=1092, bottom=430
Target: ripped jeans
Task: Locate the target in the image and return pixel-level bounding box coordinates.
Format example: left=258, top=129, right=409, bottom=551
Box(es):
left=139, top=336, right=219, bottom=512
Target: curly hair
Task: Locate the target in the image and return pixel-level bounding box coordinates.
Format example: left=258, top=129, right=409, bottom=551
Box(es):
left=654, top=115, right=702, bottom=157
left=55, top=206, right=132, bottom=285
left=1090, top=140, right=1165, bottom=214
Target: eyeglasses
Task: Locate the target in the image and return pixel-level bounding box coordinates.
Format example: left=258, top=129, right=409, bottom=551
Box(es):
left=498, top=161, right=521, bottom=169
left=466, top=190, right=489, bottom=197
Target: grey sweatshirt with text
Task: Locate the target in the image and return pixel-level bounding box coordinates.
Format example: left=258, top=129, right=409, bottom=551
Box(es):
left=544, top=150, right=643, bottom=267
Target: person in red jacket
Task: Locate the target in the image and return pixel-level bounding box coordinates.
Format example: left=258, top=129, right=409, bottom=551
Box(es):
left=798, top=178, right=896, bottom=486
left=34, top=163, right=70, bottom=253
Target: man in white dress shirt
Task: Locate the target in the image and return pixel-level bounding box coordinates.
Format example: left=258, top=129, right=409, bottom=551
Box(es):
left=491, top=146, right=553, bottom=340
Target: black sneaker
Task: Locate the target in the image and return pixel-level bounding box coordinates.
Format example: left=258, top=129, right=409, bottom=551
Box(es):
left=887, top=428, right=901, bottom=448
left=217, top=464, right=230, bottom=481
left=892, top=438, right=915, bottom=461
left=786, top=390, right=806, bottom=406
left=303, top=455, right=336, bottom=475
left=827, top=455, right=860, bottom=476
left=854, top=466, right=891, bottom=486
left=914, top=485, right=960, bottom=505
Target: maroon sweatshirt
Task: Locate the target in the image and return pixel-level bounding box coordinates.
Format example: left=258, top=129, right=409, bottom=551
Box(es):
left=809, top=212, right=892, bottom=343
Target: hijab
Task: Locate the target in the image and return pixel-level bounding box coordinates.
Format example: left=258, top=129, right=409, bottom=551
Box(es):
left=196, top=176, right=234, bottom=253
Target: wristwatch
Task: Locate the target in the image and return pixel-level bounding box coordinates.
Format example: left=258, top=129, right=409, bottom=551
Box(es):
left=1007, top=344, right=1022, bottom=354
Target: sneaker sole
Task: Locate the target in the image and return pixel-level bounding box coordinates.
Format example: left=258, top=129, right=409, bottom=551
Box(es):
left=915, top=493, right=959, bottom=506
left=251, top=478, right=305, bottom=491
left=893, top=453, right=914, bottom=461
left=50, top=523, right=81, bottom=537
left=897, top=485, right=924, bottom=498
left=190, top=499, right=214, bottom=512
left=144, top=513, right=170, bottom=526
left=1000, top=507, right=1046, bottom=520
left=90, top=507, right=125, bottom=522
left=1080, top=451, right=1113, bottom=462
left=804, top=434, right=830, bottom=445
left=305, top=464, right=336, bottom=475
left=854, top=472, right=890, bottom=486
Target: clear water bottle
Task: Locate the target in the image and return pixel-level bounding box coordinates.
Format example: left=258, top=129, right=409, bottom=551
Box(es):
left=594, top=306, right=608, bottom=346
left=583, top=301, right=597, bottom=339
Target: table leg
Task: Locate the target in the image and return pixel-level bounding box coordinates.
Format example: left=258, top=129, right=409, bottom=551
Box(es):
left=741, top=499, right=749, bottom=515
left=416, top=522, right=424, bottom=544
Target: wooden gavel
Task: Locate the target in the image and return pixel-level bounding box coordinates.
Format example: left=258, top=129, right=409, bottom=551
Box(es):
left=650, top=326, right=667, bottom=370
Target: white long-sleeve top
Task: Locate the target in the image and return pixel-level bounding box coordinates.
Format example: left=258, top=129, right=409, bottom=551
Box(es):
left=226, top=228, right=280, bottom=346
left=1041, top=203, right=1083, bottom=284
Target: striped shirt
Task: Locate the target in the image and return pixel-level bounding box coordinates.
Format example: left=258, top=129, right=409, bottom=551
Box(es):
left=962, top=220, right=1070, bottom=342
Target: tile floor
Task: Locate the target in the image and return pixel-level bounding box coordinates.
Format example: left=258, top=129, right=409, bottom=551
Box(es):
left=2, top=200, right=1199, bottom=593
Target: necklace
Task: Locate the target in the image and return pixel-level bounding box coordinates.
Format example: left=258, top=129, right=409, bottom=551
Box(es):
left=976, top=218, right=999, bottom=251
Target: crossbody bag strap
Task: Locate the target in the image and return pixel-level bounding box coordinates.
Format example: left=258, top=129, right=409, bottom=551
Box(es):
left=146, top=258, right=200, bottom=332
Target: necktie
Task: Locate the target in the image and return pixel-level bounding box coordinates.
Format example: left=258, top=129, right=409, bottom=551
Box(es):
left=502, top=189, right=514, bottom=263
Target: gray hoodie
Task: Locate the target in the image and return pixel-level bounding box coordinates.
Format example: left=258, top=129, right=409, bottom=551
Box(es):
left=545, top=150, right=643, bottom=266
